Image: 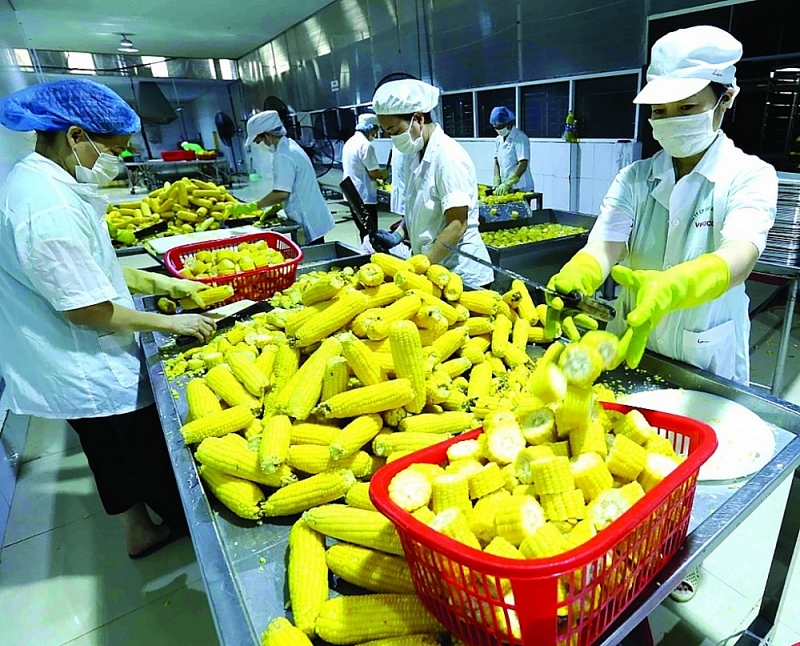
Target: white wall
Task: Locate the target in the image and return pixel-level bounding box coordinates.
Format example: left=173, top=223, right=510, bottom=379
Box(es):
left=372, top=137, right=641, bottom=214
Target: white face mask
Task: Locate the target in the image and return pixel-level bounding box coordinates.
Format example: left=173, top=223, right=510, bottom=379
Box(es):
left=73, top=137, right=120, bottom=186
left=649, top=97, right=724, bottom=159
left=496, top=127, right=510, bottom=137
left=257, top=140, right=276, bottom=153
left=391, top=120, right=424, bottom=155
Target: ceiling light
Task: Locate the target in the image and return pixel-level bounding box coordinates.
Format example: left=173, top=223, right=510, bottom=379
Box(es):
left=117, top=33, right=139, bottom=53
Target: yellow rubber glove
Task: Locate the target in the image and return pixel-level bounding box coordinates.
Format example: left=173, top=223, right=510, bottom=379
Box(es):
left=610, top=253, right=731, bottom=369
left=122, top=266, right=204, bottom=298
left=546, top=252, right=605, bottom=310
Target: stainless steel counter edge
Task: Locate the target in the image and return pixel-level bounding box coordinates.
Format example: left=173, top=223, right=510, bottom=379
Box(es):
left=142, top=331, right=258, bottom=646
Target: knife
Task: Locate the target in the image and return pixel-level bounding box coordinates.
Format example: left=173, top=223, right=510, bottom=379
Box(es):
left=443, top=243, right=616, bottom=323
left=173, top=300, right=274, bottom=347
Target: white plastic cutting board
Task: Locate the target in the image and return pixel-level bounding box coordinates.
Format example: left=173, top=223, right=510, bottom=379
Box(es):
left=148, top=226, right=263, bottom=254
left=619, top=389, right=776, bottom=482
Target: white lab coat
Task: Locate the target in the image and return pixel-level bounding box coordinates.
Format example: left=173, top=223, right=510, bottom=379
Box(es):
left=403, top=125, right=494, bottom=287
left=272, top=136, right=334, bottom=242
left=342, top=131, right=380, bottom=204
left=390, top=149, right=406, bottom=216
left=494, top=126, right=534, bottom=191
left=0, top=153, right=153, bottom=417
left=589, top=133, right=777, bottom=384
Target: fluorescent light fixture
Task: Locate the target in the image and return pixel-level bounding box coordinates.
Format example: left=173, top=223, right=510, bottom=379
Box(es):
left=117, top=33, right=139, bottom=53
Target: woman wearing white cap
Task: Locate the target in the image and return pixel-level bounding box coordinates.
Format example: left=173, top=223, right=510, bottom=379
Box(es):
left=490, top=105, right=534, bottom=196
left=371, top=79, right=493, bottom=287
left=342, top=112, right=387, bottom=238
left=245, top=110, right=334, bottom=245
left=546, top=26, right=778, bottom=600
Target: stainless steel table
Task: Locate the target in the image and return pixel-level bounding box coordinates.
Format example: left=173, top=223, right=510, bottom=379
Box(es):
left=139, top=310, right=800, bottom=646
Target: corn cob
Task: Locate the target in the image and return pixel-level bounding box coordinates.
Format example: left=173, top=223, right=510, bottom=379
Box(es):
left=606, top=434, right=648, bottom=481
left=571, top=452, right=614, bottom=501
left=243, top=418, right=263, bottom=441
left=490, top=314, right=513, bottom=358
left=528, top=362, right=567, bottom=405
left=288, top=519, right=328, bottom=637
left=345, top=481, right=377, bottom=511
left=424, top=371, right=451, bottom=405
left=383, top=321, right=426, bottom=414
left=357, top=263, right=385, bottom=287
left=286, top=301, right=334, bottom=337
left=186, top=378, right=222, bottom=419
left=321, top=356, right=350, bottom=402
left=468, top=489, right=511, bottom=543
left=430, top=508, right=481, bottom=550
left=258, top=414, right=292, bottom=473
left=290, top=422, right=339, bottom=446
left=351, top=308, right=381, bottom=338
left=519, top=522, right=570, bottom=559
left=356, top=635, right=441, bottom=646
left=340, top=332, right=387, bottom=386
left=569, top=419, right=608, bottom=457
left=530, top=456, right=574, bottom=496
left=262, top=345, right=300, bottom=419
left=432, top=326, right=468, bottom=362
left=370, top=253, right=413, bottom=277
left=367, top=295, right=422, bottom=340
left=465, top=316, right=494, bottom=336
left=373, top=431, right=446, bottom=458
left=330, top=414, right=383, bottom=460
left=204, top=365, right=261, bottom=412
left=406, top=253, right=431, bottom=274
left=412, top=306, right=448, bottom=339
left=203, top=351, right=225, bottom=369
left=527, top=326, right=554, bottom=344
left=644, top=433, right=677, bottom=456
left=424, top=264, right=449, bottom=288
left=494, top=495, right=546, bottom=546
left=198, top=464, right=264, bottom=520
left=394, top=269, right=434, bottom=294
left=441, top=389, right=468, bottom=411
left=255, top=344, right=280, bottom=381
left=382, top=407, right=407, bottom=428
left=467, top=462, right=505, bottom=499
left=363, top=283, right=404, bottom=308
left=510, top=317, right=530, bottom=350
left=315, top=594, right=442, bottom=645
left=501, top=342, right=534, bottom=369
left=388, top=467, right=433, bottom=511
left=326, top=543, right=416, bottom=596
left=302, top=504, right=404, bottom=555
left=557, top=385, right=594, bottom=434
left=294, top=290, right=368, bottom=347
left=458, top=290, right=501, bottom=315
left=430, top=473, right=471, bottom=514
left=316, top=378, right=414, bottom=419
left=180, top=405, right=253, bottom=444
left=262, top=468, right=356, bottom=516
left=459, top=335, right=490, bottom=365
left=397, top=411, right=473, bottom=435
left=506, top=280, right=537, bottom=324
left=442, top=271, right=463, bottom=301
left=278, top=338, right=343, bottom=420
left=191, top=285, right=235, bottom=308
left=227, top=352, right=269, bottom=397
left=195, top=433, right=297, bottom=487
left=540, top=489, right=586, bottom=521
left=287, top=445, right=379, bottom=478
left=638, top=453, right=681, bottom=492
left=302, top=274, right=345, bottom=306
left=484, top=353, right=506, bottom=375
left=406, top=289, right=460, bottom=325
left=558, top=343, right=604, bottom=388
left=411, top=506, right=436, bottom=525
left=261, top=617, right=314, bottom=646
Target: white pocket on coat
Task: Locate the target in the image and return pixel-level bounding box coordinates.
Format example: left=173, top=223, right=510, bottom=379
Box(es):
left=682, top=320, right=735, bottom=379
left=98, top=331, right=142, bottom=389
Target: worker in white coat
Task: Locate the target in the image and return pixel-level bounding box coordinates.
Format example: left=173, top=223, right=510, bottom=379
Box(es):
left=245, top=110, right=334, bottom=245
left=546, top=26, right=777, bottom=601
left=342, top=112, right=386, bottom=238
left=371, top=79, right=493, bottom=287
left=0, top=79, right=216, bottom=559
left=490, top=106, right=534, bottom=196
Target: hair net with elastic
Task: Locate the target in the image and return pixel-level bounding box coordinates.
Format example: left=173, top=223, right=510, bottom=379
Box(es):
left=634, top=26, right=742, bottom=105
left=490, top=106, right=515, bottom=126
left=245, top=110, right=287, bottom=146
left=355, top=112, right=379, bottom=132
left=0, top=79, right=140, bottom=134
left=372, top=80, right=440, bottom=116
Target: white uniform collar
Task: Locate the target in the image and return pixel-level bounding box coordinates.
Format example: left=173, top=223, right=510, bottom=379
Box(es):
left=421, top=124, right=443, bottom=163
left=23, top=151, right=104, bottom=202
left=649, top=132, right=729, bottom=184
left=276, top=135, right=289, bottom=152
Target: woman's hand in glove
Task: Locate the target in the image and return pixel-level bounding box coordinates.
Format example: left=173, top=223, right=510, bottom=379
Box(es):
left=370, top=229, right=403, bottom=252
left=122, top=267, right=204, bottom=298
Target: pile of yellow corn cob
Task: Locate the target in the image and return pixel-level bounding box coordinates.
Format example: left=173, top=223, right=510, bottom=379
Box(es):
left=176, top=240, right=286, bottom=280
left=385, top=335, right=684, bottom=641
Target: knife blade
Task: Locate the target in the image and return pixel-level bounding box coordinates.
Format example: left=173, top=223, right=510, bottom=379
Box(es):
left=443, top=243, right=616, bottom=323
left=173, top=300, right=274, bottom=347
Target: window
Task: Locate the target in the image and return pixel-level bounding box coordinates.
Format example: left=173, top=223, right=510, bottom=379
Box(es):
left=142, top=56, right=169, bottom=78
left=219, top=59, right=238, bottom=80
left=441, top=92, right=474, bottom=138
left=13, top=49, right=33, bottom=72
left=66, top=52, right=95, bottom=75
left=520, top=82, right=569, bottom=138
left=574, top=74, right=638, bottom=139
left=476, top=88, right=516, bottom=138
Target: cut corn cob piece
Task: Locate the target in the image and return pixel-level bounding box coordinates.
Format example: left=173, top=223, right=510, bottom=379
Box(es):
left=494, top=495, right=546, bottom=546
left=587, top=487, right=637, bottom=531
left=316, top=379, right=414, bottom=419
left=340, top=332, right=387, bottom=386
left=357, top=263, right=385, bottom=287
left=606, top=434, right=648, bottom=481
left=569, top=419, right=608, bottom=457
left=363, top=283, right=405, bottom=308
left=547, top=441, right=570, bottom=457
left=373, top=431, right=447, bottom=458
left=467, top=462, right=505, bottom=499
left=638, top=453, right=681, bottom=492
left=195, top=433, right=297, bottom=487
left=322, top=356, right=350, bottom=402
left=425, top=263, right=450, bottom=287
left=388, top=467, right=433, bottom=511
left=409, top=463, right=447, bottom=482
left=445, top=459, right=483, bottom=477
left=290, top=423, right=339, bottom=446
left=558, top=343, right=604, bottom=388
left=259, top=414, right=292, bottom=473
left=566, top=518, right=597, bottom=551
left=501, top=463, right=519, bottom=491
left=203, top=351, right=225, bottom=369
left=261, top=616, right=313, bottom=646
left=557, top=385, right=594, bottom=435
left=255, top=344, right=279, bottom=381
left=262, top=469, right=356, bottom=516
left=331, top=414, right=383, bottom=460
left=411, top=506, right=436, bottom=525
left=540, top=489, right=586, bottom=521
left=327, top=543, right=416, bottom=594
left=468, top=489, right=511, bottom=543
left=287, top=445, right=379, bottom=478
left=459, top=335, right=490, bottom=364
left=458, top=290, right=501, bottom=316
left=227, top=352, right=268, bottom=397
left=518, top=406, right=556, bottom=445
left=431, top=473, right=471, bottom=514
left=278, top=338, right=343, bottom=421
left=432, top=326, right=469, bottom=362
left=399, top=411, right=475, bottom=435
left=288, top=519, right=328, bottom=637
left=302, top=504, right=404, bottom=555
left=192, top=285, right=235, bottom=308
left=294, top=290, right=369, bottom=347
left=302, top=274, right=345, bottom=306
left=429, top=508, right=481, bottom=550
left=514, top=446, right=556, bottom=484
left=446, top=439, right=482, bottom=463
left=527, top=362, right=567, bottom=405
left=484, top=535, right=523, bottom=559
left=371, top=253, right=413, bottom=277
left=394, top=269, right=435, bottom=294
left=491, top=314, right=513, bottom=358
left=614, top=409, right=656, bottom=445
left=580, top=330, right=620, bottom=370
left=367, top=295, right=422, bottom=340
left=315, top=594, right=442, bottom=645
left=346, top=481, right=377, bottom=511
left=531, top=456, right=575, bottom=496
left=204, top=365, right=261, bottom=412
left=519, top=522, right=570, bottom=558
left=388, top=320, right=426, bottom=414
left=644, top=433, right=677, bottom=456
left=198, top=464, right=264, bottom=520
left=483, top=414, right=526, bottom=464
left=407, top=254, right=431, bottom=274
left=180, top=405, right=254, bottom=444
left=186, top=378, right=222, bottom=419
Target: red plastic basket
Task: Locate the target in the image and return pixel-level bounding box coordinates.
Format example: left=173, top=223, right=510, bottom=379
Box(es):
left=160, top=150, right=196, bottom=162
left=164, top=231, right=303, bottom=305
left=370, top=402, right=717, bottom=646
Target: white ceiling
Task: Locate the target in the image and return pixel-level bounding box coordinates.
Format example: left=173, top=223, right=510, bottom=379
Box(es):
left=2, top=0, right=337, bottom=59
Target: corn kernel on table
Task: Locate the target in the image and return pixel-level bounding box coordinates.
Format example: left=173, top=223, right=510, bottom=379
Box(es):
left=136, top=290, right=800, bottom=646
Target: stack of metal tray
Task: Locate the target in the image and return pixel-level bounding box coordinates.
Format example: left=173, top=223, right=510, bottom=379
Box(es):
left=763, top=174, right=800, bottom=266
left=479, top=209, right=596, bottom=290
left=297, top=241, right=369, bottom=274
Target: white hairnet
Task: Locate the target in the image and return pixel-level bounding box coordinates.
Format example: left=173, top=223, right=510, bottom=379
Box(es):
left=355, top=112, right=379, bottom=132
left=245, top=110, right=286, bottom=146
left=372, top=80, right=440, bottom=116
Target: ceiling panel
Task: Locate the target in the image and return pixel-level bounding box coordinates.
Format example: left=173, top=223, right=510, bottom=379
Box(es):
left=5, top=0, right=337, bottom=59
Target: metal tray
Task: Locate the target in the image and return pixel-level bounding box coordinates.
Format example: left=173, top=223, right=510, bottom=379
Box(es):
left=297, top=241, right=368, bottom=274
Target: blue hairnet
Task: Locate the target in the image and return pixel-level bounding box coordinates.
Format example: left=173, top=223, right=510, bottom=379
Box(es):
left=0, top=79, right=140, bottom=134
left=490, top=106, right=515, bottom=126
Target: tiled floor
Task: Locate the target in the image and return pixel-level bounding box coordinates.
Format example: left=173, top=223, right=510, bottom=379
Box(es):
left=1, top=209, right=800, bottom=646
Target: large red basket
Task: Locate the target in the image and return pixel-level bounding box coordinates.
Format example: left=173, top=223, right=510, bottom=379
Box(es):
left=164, top=231, right=303, bottom=305
left=370, top=402, right=717, bottom=646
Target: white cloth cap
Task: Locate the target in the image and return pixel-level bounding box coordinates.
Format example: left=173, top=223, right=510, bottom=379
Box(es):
left=634, top=26, right=742, bottom=105
left=372, top=80, right=440, bottom=115
left=245, top=110, right=286, bottom=146
left=355, top=113, right=379, bottom=131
